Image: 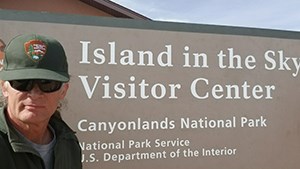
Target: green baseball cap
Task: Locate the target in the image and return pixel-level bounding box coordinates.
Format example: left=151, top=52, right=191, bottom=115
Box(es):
left=0, top=34, right=69, bottom=82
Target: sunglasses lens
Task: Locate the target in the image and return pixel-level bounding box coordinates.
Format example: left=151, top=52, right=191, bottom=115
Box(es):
left=38, top=80, right=62, bottom=93
left=9, top=80, right=62, bottom=93
left=9, top=80, right=32, bottom=92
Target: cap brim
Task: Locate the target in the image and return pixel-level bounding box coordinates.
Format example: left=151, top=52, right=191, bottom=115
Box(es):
left=0, top=69, right=69, bottom=82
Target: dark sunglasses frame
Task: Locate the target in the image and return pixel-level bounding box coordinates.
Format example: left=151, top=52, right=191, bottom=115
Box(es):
left=8, top=79, right=63, bottom=93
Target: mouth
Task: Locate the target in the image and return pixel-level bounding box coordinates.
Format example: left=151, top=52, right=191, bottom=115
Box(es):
left=24, top=104, right=45, bottom=110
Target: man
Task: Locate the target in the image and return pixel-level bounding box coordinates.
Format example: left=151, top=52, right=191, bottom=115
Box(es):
left=0, top=34, right=82, bottom=169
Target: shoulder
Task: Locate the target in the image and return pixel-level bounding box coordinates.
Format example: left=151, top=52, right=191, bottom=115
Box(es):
left=0, top=106, right=8, bottom=133
left=50, top=112, right=79, bottom=141
left=0, top=107, right=12, bottom=153
left=0, top=131, right=11, bottom=155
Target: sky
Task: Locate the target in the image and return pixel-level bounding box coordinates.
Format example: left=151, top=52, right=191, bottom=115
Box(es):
left=111, top=0, right=300, bottom=32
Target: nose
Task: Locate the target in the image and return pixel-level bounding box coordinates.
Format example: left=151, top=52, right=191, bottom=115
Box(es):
left=27, top=84, right=43, bottom=96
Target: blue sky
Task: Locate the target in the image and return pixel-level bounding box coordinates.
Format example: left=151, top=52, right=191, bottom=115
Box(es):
left=111, top=0, right=300, bottom=31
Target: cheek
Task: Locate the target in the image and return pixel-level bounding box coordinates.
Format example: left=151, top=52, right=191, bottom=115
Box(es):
left=6, top=95, right=25, bottom=116
left=5, top=89, right=23, bottom=104
left=47, top=93, right=64, bottom=108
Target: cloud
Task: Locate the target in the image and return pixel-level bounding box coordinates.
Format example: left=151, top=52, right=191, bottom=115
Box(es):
left=111, top=0, right=300, bottom=31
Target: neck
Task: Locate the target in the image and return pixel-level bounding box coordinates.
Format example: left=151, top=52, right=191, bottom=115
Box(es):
left=17, top=123, right=53, bottom=144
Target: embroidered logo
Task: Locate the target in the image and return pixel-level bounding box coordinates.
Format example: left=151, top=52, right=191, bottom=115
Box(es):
left=24, top=39, right=47, bottom=62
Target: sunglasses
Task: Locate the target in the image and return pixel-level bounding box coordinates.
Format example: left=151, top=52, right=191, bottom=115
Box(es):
left=8, top=79, right=63, bottom=93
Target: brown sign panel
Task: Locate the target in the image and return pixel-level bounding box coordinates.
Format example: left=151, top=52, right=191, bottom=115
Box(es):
left=1, top=10, right=300, bottom=169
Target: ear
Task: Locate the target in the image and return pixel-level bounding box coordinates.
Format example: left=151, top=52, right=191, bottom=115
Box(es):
left=59, top=83, right=69, bottom=99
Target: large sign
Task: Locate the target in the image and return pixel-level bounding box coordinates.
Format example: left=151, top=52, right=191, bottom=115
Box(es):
left=1, top=9, right=300, bottom=169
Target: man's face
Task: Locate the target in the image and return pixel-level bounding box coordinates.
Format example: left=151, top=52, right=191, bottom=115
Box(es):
left=2, top=81, right=69, bottom=126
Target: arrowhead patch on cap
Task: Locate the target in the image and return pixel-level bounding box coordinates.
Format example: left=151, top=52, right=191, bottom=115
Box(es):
left=24, top=39, right=47, bottom=62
